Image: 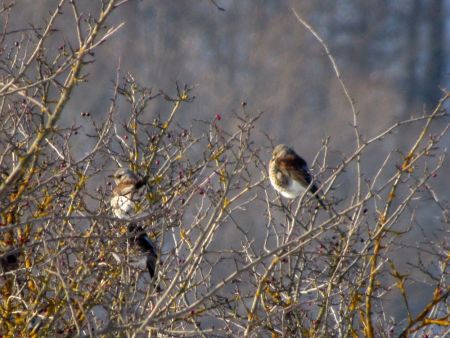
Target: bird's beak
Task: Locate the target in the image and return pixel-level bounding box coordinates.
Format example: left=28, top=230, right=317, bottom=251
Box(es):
left=107, top=174, right=114, bottom=178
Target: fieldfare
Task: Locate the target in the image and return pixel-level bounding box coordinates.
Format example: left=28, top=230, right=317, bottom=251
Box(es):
left=269, top=144, right=325, bottom=208
left=110, top=168, right=158, bottom=278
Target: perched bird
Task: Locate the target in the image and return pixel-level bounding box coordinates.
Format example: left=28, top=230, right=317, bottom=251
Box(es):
left=110, top=168, right=158, bottom=278
left=269, top=144, right=325, bottom=208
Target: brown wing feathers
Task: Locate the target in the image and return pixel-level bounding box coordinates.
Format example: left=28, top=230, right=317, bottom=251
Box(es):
left=276, top=153, right=311, bottom=188
left=276, top=152, right=326, bottom=208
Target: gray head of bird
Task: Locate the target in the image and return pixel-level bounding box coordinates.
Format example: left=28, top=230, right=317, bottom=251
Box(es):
left=272, top=144, right=292, bottom=159
left=110, top=168, right=139, bottom=185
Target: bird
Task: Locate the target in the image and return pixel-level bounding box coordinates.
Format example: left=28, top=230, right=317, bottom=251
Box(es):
left=110, top=168, right=158, bottom=278
left=269, top=144, right=326, bottom=208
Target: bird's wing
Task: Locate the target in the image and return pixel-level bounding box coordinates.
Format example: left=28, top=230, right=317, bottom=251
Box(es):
left=276, top=153, right=312, bottom=188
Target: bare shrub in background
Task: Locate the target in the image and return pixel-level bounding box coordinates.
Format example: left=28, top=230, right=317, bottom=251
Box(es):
left=0, top=1, right=448, bottom=337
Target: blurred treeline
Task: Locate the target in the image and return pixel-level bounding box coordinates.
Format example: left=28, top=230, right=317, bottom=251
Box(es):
left=9, top=0, right=447, bottom=143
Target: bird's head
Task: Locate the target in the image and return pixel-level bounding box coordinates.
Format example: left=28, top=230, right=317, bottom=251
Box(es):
left=272, top=144, right=291, bottom=159
left=110, top=168, right=139, bottom=185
